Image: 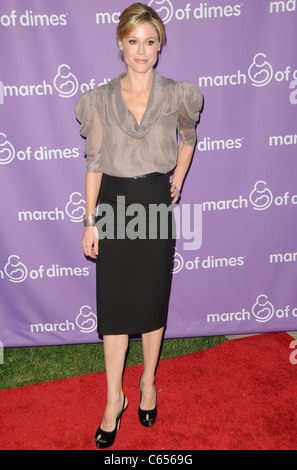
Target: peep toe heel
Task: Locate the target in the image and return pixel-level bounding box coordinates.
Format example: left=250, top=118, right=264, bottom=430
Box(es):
left=138, top=376, right=157, bottom=427
left=95, top=394, right=127, bottom=449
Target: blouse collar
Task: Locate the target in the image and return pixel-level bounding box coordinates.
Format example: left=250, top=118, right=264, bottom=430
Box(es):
left=108, top=70, right=166, bottom=139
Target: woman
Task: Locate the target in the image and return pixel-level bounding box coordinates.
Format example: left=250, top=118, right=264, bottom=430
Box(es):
left=75, top=2, right=203, bottom=449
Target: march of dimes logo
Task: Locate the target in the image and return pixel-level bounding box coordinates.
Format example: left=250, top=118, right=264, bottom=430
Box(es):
left=30, top=305, right=98, bottom=335
left=147, top=0, right=242, bottom=23
left=206, top=293, right=297, bottom=325
left=0, top=254, right=96, bottom=335
left=16, top=191, right=85, bottom=223
left=0, top=63, right=110, bottom=103
left=247, top=53, right=297, bottom=103
left=0, top=131, right=80, bottom=165
left=0, top=8, right=110, bottom=102
left=54, top=64, right=79, bottom=98
left=1, top=254, right=90, bottom=283
left=198, top=51, right=297, bottom=101
left=202, top=179, right=297, bottom=212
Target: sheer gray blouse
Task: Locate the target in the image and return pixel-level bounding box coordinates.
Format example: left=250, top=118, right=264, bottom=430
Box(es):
left=74, top=70, right=203, bottom=177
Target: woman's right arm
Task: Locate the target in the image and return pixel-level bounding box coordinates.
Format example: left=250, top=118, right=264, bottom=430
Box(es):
left=81, top=172, right=103, bottom=259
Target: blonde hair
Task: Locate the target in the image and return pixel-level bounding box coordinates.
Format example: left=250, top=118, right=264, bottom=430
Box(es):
left=116, top=3, right=166, bottom=47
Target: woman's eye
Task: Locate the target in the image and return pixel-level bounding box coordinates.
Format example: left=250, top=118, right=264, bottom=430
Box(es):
left=128, top=39, right=156, bottom=46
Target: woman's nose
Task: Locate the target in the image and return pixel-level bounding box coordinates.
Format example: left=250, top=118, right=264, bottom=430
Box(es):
left=137, top=42, right=145, bottom=54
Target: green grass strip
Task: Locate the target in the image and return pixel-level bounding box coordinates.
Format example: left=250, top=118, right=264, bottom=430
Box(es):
left=0, top=336, right=227, bottom=390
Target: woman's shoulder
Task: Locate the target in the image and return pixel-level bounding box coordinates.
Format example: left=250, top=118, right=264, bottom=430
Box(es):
left=74, top=83, right=109, bottom=121
left=157, top=72, right=201, bottom=95
left=155, top=71, right=176, bottom=89
left=156, top=72, right=202, bottom=109
left=79, top=83, right=108, bottom=103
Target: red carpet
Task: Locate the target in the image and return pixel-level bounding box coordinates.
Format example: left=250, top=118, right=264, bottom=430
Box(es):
left=1, top=333, right=297, bottom=450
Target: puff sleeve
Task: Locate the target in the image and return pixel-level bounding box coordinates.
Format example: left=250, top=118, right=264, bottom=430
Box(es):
left=74, top=90, right=102, bottom=173
left=177, top=82, right=203, bottom=146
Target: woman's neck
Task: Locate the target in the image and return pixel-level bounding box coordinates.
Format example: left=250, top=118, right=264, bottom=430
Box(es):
left=121, top=68, right=154, bottom=93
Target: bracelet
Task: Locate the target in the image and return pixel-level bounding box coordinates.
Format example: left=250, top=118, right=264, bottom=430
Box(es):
left=83, top=214, right=96, bottom=227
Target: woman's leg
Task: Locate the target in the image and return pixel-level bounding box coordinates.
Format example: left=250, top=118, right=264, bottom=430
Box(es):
left=140, top=326, right=164, bottom=409
left=100, top=334, right=129, bottom=431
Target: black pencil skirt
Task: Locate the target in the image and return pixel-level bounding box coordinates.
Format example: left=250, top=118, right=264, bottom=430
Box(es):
left=95, top=171, right=176, bottom=336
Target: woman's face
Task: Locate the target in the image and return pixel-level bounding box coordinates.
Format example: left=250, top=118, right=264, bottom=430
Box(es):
left=118, top=22, right=160, bottom=74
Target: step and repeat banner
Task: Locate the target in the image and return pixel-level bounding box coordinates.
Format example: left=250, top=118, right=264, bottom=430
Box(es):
left=0, top=0, right=296, bottom=347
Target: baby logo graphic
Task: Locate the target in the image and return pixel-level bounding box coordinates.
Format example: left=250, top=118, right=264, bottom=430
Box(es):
left=76, top=306, right=97, bottom=334
left=4, top=255, right=28, bottom=283
left=65, top=192, right=85, bottom=222
left=172, top=249, right=184, bottom=274
left=148, top=0, right=174, bottom=24
left=249, top=181, right=273, bottom=210
left=53, top=64, right=78, bottom=98
left=0, top=133, right=15, bottom=165
left=248, top=53, right=273, bottom=87
left=252, top=294, right=274, bottom=323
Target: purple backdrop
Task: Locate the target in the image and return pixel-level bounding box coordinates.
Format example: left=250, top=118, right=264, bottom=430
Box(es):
left=0, top=0, right=296, bottom=347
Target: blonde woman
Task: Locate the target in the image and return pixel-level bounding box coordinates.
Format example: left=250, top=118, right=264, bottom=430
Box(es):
left=75, top=2, right=203, bottom=449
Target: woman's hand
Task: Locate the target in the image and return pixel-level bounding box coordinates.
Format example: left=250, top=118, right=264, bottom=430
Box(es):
left=169, top=178, right=181, bottom=204
left=81, top=226, right=99, bottom=259
left=169, top=142, right=195, bottom=204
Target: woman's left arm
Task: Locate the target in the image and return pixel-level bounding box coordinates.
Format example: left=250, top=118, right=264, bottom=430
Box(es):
left=170, top=142, right=195, bottom=204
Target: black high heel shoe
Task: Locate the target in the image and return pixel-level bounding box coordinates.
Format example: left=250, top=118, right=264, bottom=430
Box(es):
left=95, top=394, right=127, bottom=449
left=138, top=376, right=157, bottom=427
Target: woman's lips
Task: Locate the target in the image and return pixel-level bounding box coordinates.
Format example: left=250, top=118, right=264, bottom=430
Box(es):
left=134, top=59, right=148, bottom=63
